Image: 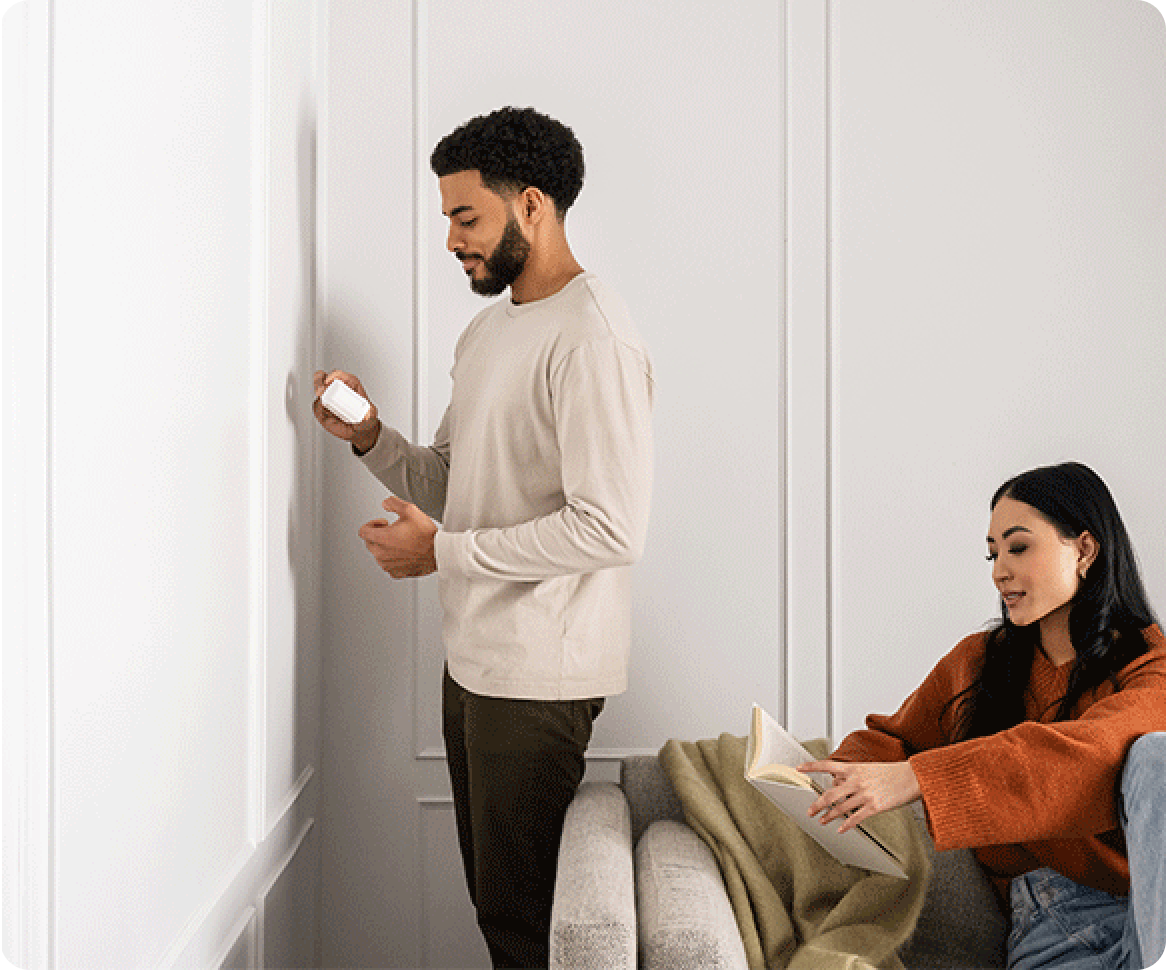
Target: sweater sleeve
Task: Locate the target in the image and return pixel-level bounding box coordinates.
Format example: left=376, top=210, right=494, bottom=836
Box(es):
left=911, top=647, right=1166, bottom=852
left=357, top=405, right=452, bottom=524
left=434, top=336, right=654, bottom=581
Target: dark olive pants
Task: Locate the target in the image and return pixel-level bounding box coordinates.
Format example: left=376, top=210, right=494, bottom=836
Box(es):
left=442, top=668, right=604, bottom=969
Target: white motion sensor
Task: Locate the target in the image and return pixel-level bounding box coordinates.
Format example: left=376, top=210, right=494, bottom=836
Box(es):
left=320, top=380, right=372, bottom=424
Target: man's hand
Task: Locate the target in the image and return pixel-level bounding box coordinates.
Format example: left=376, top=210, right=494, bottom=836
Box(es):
left=358, top=495, right=438, bottom=578
left=799, top=760, right=922, bottom=834
left=313, top=369, right=381, bottom=453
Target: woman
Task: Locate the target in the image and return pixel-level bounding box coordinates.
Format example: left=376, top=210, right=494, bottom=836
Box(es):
left=801, top=462, right=1166, bottom=970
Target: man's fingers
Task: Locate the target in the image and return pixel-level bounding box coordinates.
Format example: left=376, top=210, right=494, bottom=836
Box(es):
left=381, top=494, right=427, bottom=522
left=358, top=519, right=390, bottom=540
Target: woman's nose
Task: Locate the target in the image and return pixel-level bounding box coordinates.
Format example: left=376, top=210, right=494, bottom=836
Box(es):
left=992, top=557, right=1010, bottom=583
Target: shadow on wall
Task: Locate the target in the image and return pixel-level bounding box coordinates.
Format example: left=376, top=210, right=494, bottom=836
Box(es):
left=286, top=104, right=321, bottom=796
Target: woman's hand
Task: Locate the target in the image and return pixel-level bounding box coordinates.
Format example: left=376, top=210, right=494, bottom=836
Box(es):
left=798, top=760, right=922, bottom=834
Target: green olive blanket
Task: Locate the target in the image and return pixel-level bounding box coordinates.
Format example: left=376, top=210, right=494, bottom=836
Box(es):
left=659, top=734, right=931, bottom=970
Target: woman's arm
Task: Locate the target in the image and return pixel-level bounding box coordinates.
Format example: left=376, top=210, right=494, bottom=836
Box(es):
left=829, top=633, right=985, bottom=763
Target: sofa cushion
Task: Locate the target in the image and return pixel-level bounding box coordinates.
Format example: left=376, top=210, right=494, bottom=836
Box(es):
left=622, top=754, right=686, bottom=846
left=898, top=812, right=1008, bottom=969
left=635, top=820, right=749, bottom=970
left=549, top=782, right=636, bottom=969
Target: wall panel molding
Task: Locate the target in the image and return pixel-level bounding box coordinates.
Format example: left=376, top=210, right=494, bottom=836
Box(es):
left=784, top=0, right=833, bottom=743
left=416, top=797, right=489, bottom=970
left=248, top=0, right=273, bottom=848
left=259, top=819, right=318, bottom=970
left=159, top=793, right=317, bottom=970
left=266, top=767, right=316, bottom=840
left=211, top=908, right=257, bottom=970
left=2, top=1, right=55, bottom=966
left=159, top=846, right=256, bottom=970
left=409, top=0, right=433, bottom=764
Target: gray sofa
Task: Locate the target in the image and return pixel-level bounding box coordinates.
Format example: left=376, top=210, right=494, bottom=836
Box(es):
left=550, top=755, right=1009, bottom=970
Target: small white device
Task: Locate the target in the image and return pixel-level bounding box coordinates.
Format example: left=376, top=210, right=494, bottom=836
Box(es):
left=320, top=380, right=372, bottom=424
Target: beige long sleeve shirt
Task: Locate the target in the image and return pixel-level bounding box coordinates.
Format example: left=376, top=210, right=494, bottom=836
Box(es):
left=359, top=272, right=654, bottom=699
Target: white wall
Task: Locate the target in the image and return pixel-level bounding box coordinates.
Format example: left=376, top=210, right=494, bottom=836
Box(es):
left=319, top=2, right=785, bottom=966
left=8, top=2, right=1158, bottom=968
left=319, top=2, right=1166, bottom=968
left=829, top=0, right=1166, bottom=740
left=3, top=1, right=323, bottom=967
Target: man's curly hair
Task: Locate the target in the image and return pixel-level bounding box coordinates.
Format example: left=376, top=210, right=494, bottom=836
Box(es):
left=430, top=106, right=584, bottom=219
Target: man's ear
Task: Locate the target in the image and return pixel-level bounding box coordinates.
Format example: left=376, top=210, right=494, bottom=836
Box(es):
left=518, top=186, right=550, bottom=225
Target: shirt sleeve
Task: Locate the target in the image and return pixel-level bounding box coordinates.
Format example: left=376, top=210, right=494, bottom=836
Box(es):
left=433, top=335, right=654, bottom=581
left=357, top=405, right=452, bottom=524
left=910, top=650, right=1166, bottom=851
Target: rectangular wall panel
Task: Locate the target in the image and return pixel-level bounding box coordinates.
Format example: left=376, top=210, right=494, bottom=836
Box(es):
left=50, top=1, right=255, bottom=963
left=422, top=0, right=786, bottom=753
left=829, top=0, right=1166, bottom=741
left=320, top=3, right=788, bottom=965
left=318, top=0, right=423, bottom=965
left=15, top=1, right=327, bottom=967
left=417, top=800, right=489, bottom=970
left=263, top=0, right=323, bottom=839
left=262, top=823, right=319, bottom=970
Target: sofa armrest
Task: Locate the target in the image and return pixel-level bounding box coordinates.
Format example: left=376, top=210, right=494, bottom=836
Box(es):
left=550, top=782, right=636, bottom=970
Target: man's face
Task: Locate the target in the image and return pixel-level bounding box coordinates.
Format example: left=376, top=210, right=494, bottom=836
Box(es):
left=439, top=170, right=531, bottom=296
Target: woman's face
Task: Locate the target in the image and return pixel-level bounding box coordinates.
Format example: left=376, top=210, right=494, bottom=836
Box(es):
left=986, top=496, right=1098, bottom=629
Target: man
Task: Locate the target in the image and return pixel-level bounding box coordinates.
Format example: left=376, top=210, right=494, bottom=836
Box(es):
left=312, top=106, right=654, bottom=968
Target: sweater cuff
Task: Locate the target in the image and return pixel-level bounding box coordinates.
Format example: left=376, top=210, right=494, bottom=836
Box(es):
left=909, top=745, right=996, bottom=851
left=434, top=530, right=471, bottom=577
left=354, top=425, right=403, bottom=472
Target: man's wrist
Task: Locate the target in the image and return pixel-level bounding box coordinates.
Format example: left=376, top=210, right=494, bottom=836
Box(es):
left=351, top=421, right=382, bottom=456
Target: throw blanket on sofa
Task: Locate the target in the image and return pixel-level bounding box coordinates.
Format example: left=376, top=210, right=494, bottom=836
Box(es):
left=660, top=734, right=930, bottom=970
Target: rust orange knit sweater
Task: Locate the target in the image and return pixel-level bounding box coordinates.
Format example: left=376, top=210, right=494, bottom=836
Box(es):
left=830, top=624, right=1166, bottom=898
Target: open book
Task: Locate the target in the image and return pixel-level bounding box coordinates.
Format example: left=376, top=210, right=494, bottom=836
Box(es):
left=745, top=704, right=907, bottom=879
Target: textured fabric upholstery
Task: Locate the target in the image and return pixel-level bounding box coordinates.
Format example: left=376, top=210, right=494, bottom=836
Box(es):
left=549, top=782, right=637, bottom=969
left=552, top=757, right=1009, bottom=969
left=898, top=820, right=1008, bottom=969
left=621, top=755, right=685, bottom=846
left=635, top=820, right=749, bottom=970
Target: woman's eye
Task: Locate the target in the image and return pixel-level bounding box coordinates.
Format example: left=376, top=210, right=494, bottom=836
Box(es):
left=1009, top=545, right=1027, bottom=556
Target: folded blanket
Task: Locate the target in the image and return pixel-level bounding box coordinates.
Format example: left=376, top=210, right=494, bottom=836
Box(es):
left=660, top=734, right=930, bottom=970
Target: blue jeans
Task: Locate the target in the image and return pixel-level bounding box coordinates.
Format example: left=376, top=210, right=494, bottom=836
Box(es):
left=1007, top=733, right=1166, bottom=970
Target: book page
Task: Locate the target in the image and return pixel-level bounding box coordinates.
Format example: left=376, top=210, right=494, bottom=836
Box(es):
left=745, top=704, right=907, bottom=879
left=746, top=704, right=833, bottom=791
left=750, top=762, right=820, bottom=792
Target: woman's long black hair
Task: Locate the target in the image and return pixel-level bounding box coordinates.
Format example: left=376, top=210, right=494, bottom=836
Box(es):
left=944, top=462, right=1158, bottom=741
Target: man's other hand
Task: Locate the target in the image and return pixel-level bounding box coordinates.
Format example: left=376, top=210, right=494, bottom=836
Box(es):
left=358, top=495, right=438, bottom=578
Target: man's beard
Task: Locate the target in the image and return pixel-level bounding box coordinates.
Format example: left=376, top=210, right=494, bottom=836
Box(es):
left=464, top=217, right=531, bottom=296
